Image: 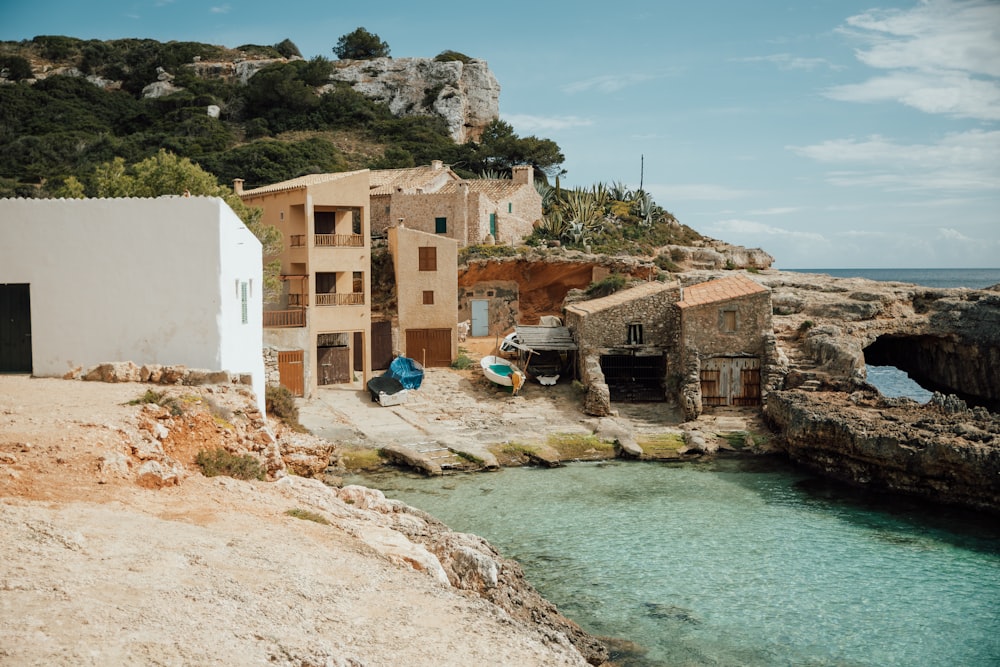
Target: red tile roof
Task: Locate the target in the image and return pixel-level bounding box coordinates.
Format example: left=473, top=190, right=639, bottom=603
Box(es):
left=676, top=274, right=768, bottom=309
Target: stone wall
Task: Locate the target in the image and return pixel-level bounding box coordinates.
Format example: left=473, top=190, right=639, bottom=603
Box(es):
left=678, top=290, right=772, bottom=358
left=458, top=281, right=519, bottom=336
left=565, top=284, right=681, bottom=358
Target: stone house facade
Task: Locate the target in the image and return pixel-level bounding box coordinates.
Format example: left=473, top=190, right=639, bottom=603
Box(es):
left=676, top=274, right=774, bottom=418
left=0, top=196, right=266, bottom=412
left=564, top=275, right=774, bottom=418
left=564, top=281, right=682, bottom=413
left=371, top=161, right=541, bottom=247
left=387, top=224, right=459, bottom=367
left=236, top=171, right=372, bottom=398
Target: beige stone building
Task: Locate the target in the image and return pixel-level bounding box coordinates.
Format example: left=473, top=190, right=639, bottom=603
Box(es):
left=235, top=171, right=372, bottom=398
left=371, top=161, right=542, bottom=247
left=564, top=274, right=774, bottom=418
left=387, top=225, right=459, bottom=367
left=677, top=274, right=773, bottom=412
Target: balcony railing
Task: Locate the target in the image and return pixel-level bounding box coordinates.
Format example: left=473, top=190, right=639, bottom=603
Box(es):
left=289, top=234, right=306, bottom=248
left=287, top=293, right=307, bottom=307
left=316, top=292, right=365, bottom=306
left=315, top=233, right=364, bottom=247
left=263, top=309, right=306, bottom=328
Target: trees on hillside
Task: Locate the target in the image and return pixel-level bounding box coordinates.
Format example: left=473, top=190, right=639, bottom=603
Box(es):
left=333, top=28, right=390, bottom=60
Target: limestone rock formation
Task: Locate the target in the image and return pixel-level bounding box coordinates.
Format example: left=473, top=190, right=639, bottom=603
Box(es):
left=765, top=389, right=1000, bottom=513
left=325, top=57, right=500, bottom=143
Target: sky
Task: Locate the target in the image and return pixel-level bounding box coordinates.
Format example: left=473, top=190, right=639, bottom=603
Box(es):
left=3, top=0, right=998, bottom=268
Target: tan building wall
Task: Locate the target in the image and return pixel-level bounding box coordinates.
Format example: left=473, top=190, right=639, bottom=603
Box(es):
left=388, top=225, right=459, bottom=364
left=678, top=290, right=772, bottom=357
left=239, top=171, right=372, bottom=397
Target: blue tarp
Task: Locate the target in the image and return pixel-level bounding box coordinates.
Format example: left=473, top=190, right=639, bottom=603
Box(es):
left=388, top=356, right=424, bottom=389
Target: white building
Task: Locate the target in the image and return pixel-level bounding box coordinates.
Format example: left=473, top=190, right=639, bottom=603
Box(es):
left=0, top=197, right=265, bottom=411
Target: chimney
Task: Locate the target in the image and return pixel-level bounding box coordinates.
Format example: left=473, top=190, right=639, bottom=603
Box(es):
left=512, top=165, right=532, bottom=185
left=233, top=178, right=244, bottom=195
left=432, top=160, right=443, bottom=170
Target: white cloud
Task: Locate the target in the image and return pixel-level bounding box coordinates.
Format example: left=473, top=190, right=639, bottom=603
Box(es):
left=736, top=54, right=841, bottom=71
left=561, top=72, right=666, bottom=95
left=937, top=227, right=973, bottom=241
left=832, top=0, right=1000, bottom=120
left=502, top=114, right=593, bottom=132
left=747, top=206, right=801, bottom=216
left=211, top=4, right=231, bottom=13
left=650, top=183, right=757, bottom=201
left=788, top=130, right=1000, bottom=191
left=706, top=219, right=827, bottom=243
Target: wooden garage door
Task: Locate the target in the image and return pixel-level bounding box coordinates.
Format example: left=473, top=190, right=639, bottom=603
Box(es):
left=701, top=357, right=761, bottom=407
left=405, top=328, right=451, bottom=368
left=277, top=350, right=304, bottom=397
left=318, top=346, right=351, bottom=385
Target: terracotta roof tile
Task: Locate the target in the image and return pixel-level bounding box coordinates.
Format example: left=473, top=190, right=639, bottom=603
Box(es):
left=239, top=170, right=367, bottom=197
left=676, top=274, right=767, bottom=309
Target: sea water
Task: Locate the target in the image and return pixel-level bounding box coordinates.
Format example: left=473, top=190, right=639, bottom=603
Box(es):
left=355, top=462, right=1000, bottom=666
left=785, top=268, right=1000, bottom=290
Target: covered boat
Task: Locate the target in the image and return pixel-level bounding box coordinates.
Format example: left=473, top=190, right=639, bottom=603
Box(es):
left=480, top=355, right=526, bottom=395
left=388, top=356, right=424, bottom=390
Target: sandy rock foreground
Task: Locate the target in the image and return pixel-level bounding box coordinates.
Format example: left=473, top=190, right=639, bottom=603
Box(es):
left=0, top=376, right=592, bottom=666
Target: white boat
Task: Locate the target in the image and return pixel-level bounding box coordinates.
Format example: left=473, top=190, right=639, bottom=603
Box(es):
left=480, top=355, right=526, bottom=394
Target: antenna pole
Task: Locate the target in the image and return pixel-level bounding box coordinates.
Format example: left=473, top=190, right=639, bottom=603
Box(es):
left=639, top=154, right=644, bottom=191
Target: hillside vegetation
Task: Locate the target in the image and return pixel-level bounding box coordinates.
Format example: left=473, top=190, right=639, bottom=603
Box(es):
left=1, top=34, right=708, bottom=256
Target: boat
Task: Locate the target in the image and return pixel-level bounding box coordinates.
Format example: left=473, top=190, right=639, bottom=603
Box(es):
left=366, top=374, right=408, bottom=406
left=388, top=355, right=424, bottom=389
left=480, top=355, right=526, bottom=395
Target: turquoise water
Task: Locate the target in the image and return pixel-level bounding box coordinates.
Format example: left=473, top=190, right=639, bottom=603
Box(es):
left=354, top=461, right=1000, bottom=666
left=865, top=365, right=933, bottom=404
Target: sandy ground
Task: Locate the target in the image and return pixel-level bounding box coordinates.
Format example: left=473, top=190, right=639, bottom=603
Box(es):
left=0, top=376, right=591, bottom=666
left=299, top=336, right=759, bottom=463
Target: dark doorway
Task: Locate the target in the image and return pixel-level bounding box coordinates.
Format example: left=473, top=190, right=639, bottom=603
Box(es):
left=0, top=284, right=31, bottom=373
left=600, top=353, right=665, bottom=402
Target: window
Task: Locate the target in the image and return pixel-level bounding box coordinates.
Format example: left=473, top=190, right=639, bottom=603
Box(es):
left=489, top=213, right=496, bottom=237
left=240, top=282, right=248, bottom=324
left=722, top=309, right=738, bottom=333
left=352, top=210, right=362, bottom=235
left=314, top=211, right=336, bottom=234
left=418, top=246, right=437, bottom=271
left=353, top=271, right=363, bottom=293
left=507, top=202, right=512, bottom=213
left=316, top=272, right=337, bottom=294
left=423, top=290, right=434, bottom=305
left=627, top=323, right=643, bottom=345
left=435, top=217, right=447, bottom=234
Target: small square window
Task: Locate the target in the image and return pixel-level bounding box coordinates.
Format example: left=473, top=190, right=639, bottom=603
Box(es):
left=627, top=323, right=643, bottom=345
left=423, top=290, right=434, bottom=305
left=722, top=310, right=737, bottom=332
left=435, top=217, right=447, bottom=234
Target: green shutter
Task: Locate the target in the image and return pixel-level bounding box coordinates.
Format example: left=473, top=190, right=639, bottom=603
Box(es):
left=489, top=213, right=496, bottom=236
left=435, top=217, right=447, bottom=234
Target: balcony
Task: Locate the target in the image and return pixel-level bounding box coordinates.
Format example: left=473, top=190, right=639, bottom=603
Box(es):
left=315, top=234, right=364, bottom=247
left=263, top=309, right=305, bottom=328
left=316, top=293, right=365, bottom=306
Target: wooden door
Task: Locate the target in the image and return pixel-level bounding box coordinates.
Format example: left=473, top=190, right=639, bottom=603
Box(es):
left=318, top=346, right=351, bottom=385
left=0, top=284, right=31, bottom=373
left=405, top=328, right=452, bottom=367
left=277, top=350, right=304, bottom=397
left=700, top=357, right=761, bottom=407
left=371, top=321, right=393, bottom=370
left=353, top=331, right=364, bottom=372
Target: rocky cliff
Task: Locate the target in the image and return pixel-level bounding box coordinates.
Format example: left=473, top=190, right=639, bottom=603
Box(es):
left=765, top=389, right=1000, bottom=513
left=326, top=57, right=500, bottom=143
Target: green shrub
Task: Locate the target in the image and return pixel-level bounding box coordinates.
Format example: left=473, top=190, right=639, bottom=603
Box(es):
left=128, top=388, right=184, bottom=416
left=654, top=253, right=680, bottom=272
left=434, top=50, right=472, bottom=64
left=459, top=244, right=518, bottom=263
left=266, top=385, right=299, bottom=423
left=450, top=348, right=473, bottom=370
left=195, top=448, right=266, bottom=480
left=585, top=273, right=626, bottom=298
left=285, top=508, right=330, bottom=524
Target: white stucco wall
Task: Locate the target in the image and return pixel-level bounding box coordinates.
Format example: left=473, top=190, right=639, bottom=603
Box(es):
left=0, top=197, right=265, bottom=411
